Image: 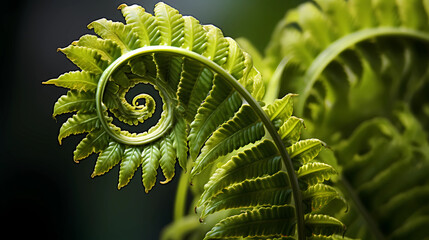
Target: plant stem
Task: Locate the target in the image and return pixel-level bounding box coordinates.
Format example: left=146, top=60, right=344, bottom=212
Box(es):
left=174, top=169, right=189, bottom=221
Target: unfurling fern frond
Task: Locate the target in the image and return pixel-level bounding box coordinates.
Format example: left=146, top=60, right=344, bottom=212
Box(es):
left=195, top=95, right=345, bottom=239
left=260, top=0, right=429, bottom=239
left=45, top=2, right=342, bottom=239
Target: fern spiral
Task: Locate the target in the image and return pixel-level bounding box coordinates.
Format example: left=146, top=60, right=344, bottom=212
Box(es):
left=46, top=2, right=344, bottom=239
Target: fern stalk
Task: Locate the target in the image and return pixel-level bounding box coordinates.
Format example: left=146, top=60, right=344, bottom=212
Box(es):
left=174, top=170, right=190, bottom=221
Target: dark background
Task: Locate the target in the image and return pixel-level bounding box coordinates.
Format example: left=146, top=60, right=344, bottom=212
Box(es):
left=1, top=1, right=303, bottom=239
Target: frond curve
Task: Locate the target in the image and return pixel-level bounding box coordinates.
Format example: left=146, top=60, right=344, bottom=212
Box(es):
left=46, top=2, right=343, bottom=240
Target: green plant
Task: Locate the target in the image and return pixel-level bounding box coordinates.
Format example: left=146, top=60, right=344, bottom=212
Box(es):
left=45, top=1, right=429, bottom=240
left=258, top=0, right=429, bottom=239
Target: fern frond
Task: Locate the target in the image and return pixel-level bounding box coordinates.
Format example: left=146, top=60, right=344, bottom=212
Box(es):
left=47, top=3, right=342, bottom=240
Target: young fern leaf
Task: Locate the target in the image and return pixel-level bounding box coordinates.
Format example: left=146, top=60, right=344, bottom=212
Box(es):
left=46, top=2, right=342, bottom=239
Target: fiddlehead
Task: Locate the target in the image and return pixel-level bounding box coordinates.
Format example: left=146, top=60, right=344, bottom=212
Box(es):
left=46, top=2, right=343, bottom=239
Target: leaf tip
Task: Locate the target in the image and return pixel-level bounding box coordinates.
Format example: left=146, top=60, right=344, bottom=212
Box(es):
left=160, top=178, right=172, bottom=184
left=117, top=3, right=127, bottom=10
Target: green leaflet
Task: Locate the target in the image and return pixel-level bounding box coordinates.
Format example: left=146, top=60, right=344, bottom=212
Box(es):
left=199, top=172, right=291, bottom=219
left=202, top=25, right=229, bottom=65
left=119, top=4, right=161, bottom=46
left=279, top=116, right=305, bottom=146
left=141, top=142, right=161, bottom=193
left=92, top=141, right=125, bottom=177
left=118, top=146, right=143, bottom=189
left=58, top=45, right=108, bottom=74
left=88, top=18, right=141, bottom=52
left=287, top=139, right=326, bottom=167
left=53, top=90, right=95, bottom=117
left=43, top=71, right=98, bottom=91
left=264, top=94, right=296, bottom=122
left=223, top=38, right=245, bottom=80
left=204, top=205, right=296, bottom=239
left=297, top=162, right=337, bottom=186
left=159, top=133, right=176, bottom=184
left=182, top=16, right=207, bottom=54
left=73, top=128, right=109, bottom=162
left=302, top=184, right=346, bottom=212
left=191, top=105, right=265, bottom=177
left=73, top=34, right=122, bottom=62
left=58, top=112, right=100, bottom=144
left=304, top=214, right=345, bottom=237
left=171, top=116, right=188, bottom=171
left=154, top=2, right=184, bottom=47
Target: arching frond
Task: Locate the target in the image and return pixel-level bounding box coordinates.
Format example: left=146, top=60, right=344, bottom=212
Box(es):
left=46, top=2, right=342, bottom=240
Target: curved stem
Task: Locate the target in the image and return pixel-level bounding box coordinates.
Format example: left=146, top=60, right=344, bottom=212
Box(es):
left=96, top=46, right=305, bottom=239
left=296, top=27, right=429, bottom=116
left=96, top=51, right=176, bottom=145
left=174, top=169, right=189, bottom=221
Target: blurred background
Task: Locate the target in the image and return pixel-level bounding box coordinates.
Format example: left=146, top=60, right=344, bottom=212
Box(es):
left=0, top=0, right=304, bottom=239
